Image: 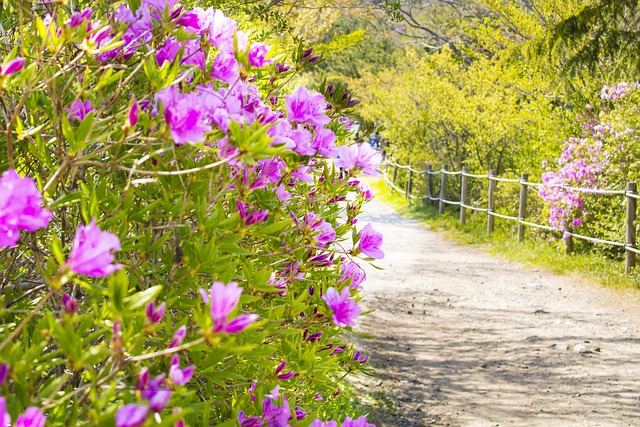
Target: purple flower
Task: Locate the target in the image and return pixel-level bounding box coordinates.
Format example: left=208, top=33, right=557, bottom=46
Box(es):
left=311, top=127, right=337, bottom=157
left=156, top=38, right=205, bottom=70
left=62, top=293, right=78, bottom=314
left=201, top=282, right=258, bottom=334
left=0, top=362, right=8, bottom=387
left=66, top=218, right=122, bottom=277
left=115, top=404, right=148, bottom=427
left=302, top=213, right=336, bottom=247
left=67, top=100, right=94, bottom=123
left=358, top=223, right=384, bottom=259
left=335, top=144, right=382, bottom=176
left=285, top=86, right=331, bottom=128
left=0, top=57, right=25, bottom=76
left=0, top=169, right=52, bottom=248
left=276, top=62, right=290, bottom=74
left=66, top=8, right=92, bottom=28
left=15, top=407, right=45, bottom=427
left=277, top=371, right=296, bottom=380
left=141, top=374, right=171, bottom=412
left=211, top=51, right=239, bottom=85
left=87, top=25, right=111, bottom=44
left=169, top=355, right=195, bottom=386
left=128, top=97, right=139, bottom=127
left=310, top=420, right=337, bottom=427
left=275, top=361, right=287, bottom=375
left=342, top=416, right=376, bottom=427
left=169, top=325, right=186, bottom=348
left=322, top=287, right=362, bottom=327
left=208, top=10, right=238, bottom=53
left=248, top=43, right=271, bottom=67
left=0, top=397, right=10, bottom=427
left=155, top=87, right=211, bottom=145
left=339, top=260, right=366, bottom=289
left=294, top=407, right=306, bottom=420
left=307, top=332, right=322, bottom=342
left=177, top=7, right=215, bottom=36
left=145, top=301, right=166, bottom=324
left=238, top=411, right=262, bottom=427
left=261, top=395, right=291, bottom=427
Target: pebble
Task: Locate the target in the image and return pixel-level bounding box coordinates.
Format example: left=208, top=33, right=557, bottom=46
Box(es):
left=573, top=344, right=589, bottom=353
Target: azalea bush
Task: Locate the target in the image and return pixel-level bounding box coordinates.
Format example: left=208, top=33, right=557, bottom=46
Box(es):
left=0, top=0, right=384, bottom=426
left=539, top=82, right=640, bottom=249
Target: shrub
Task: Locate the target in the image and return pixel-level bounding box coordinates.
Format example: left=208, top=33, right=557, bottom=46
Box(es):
left=0, top=1, right=382, bottom=425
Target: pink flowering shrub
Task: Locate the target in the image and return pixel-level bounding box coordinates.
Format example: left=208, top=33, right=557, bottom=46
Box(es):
left=0, top=1, right=382, bottom=425
left=540, top=82, right=640, bottom=246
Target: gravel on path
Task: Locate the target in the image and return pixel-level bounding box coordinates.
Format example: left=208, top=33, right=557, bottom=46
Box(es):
left=351, top=198, right=640, bottom=427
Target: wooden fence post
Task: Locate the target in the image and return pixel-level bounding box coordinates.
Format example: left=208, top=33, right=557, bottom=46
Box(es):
left=392, top=163, right=398, bottom=186
left=626, top=182, right=637, bottom=273
left=406, top=168, right=413, bottom=200
left=460, top=166, right=468, bottom=224
left=518, top=173, right=529, bottom=242
left=427, top=165, right=435, bottom=207
left=564, top=232, right=573, bottom=255
left=487, top=169, right=496, bottom=233
left=439, top=166, right=448, bottom=215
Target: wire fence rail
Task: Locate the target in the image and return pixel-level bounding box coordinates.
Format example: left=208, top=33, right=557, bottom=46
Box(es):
left=382, top=158, right=639, bottom=273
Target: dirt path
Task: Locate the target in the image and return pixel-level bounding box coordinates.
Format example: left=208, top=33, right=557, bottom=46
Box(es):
left=352, top=198, right=640, bottom=427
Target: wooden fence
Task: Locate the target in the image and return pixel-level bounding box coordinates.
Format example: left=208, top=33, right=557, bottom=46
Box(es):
left=382, top=158, right=640, bottom=273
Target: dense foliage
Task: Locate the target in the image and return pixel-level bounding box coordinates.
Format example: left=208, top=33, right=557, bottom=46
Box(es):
left=0, top=0, right=384, bottom=425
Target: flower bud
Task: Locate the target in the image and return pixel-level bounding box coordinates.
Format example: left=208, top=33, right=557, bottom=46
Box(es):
left=62, top=293, right=78, bottom=314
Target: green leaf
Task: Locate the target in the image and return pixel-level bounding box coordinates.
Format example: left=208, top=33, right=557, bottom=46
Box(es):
left=257, top=219, right=293, bottom=236
left=48, top=191, right=82, bottom=210
left=108, top=269, right=129, bottom=314
left=124, top=285, right=163, bottom=310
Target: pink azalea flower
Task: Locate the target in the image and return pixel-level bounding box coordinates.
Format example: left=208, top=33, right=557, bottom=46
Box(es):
left=66, top=218, right=122, bottom=277
left=169, top=355, right=195, bottom=386
left=0, top=169, right=52, bottom=248
left=335, top=143, right=382, bottom=176
left=145, top=301, right=166, bottom=324
left=201, top=282, right=258, bottom=334
left=67, top=99, right=94, bottom=123
left=156, top=38, right=204, bottom=69
left=311, top=127, right=337, bottom=157
left=285, top=86, right=331, bottom=128
left=0, top=397, right=10, bottom=427
left=140, top=374, right=171, bottom=412
left=342, top=416, right=376, bottom=427
left=168, top=326, right=186, bottom=348
left=116, top=404, right=148, bottom=427
left=155, top=87, right=211, bottom=145
left=322, top=287, right=362, bottom=327
left=358, top=223, right=384, bottom=259
left=310, top=420, right=337, bottom=427
left=65, top=8, right=92, bottom=28
left=211, top=51, right=239, bottom=85
left=302, top=212, right=336, bottom=247
left=0, top=362, right=8, bottom=386
left=339, top=260, right=366, bottom=288
left=261, top=394, right=291, bottom=427
left=127, top=97, right=139, bottom=127
left=248, top=42, right=271, bottom=67
left=238, top=411, right=262, bottom=427
left=15, top=407, right=45, bottom=427
left=177, top=7, right=214, bottom=36
left=208, top=10, right=237, bottom=53
left=0, top=57, right=25, bottom=76
left=62, top=293, right=78, bottom=314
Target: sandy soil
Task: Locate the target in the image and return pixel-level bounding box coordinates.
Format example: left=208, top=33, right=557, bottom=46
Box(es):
left=351, top=198, right=640, bottom=427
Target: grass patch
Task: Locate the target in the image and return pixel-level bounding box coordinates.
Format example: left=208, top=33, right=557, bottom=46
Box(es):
left=370, top=178, right=640, bottom=290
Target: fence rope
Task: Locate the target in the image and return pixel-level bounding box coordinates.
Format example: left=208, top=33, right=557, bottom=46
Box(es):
left=381, top=157, right=639, bottom=271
